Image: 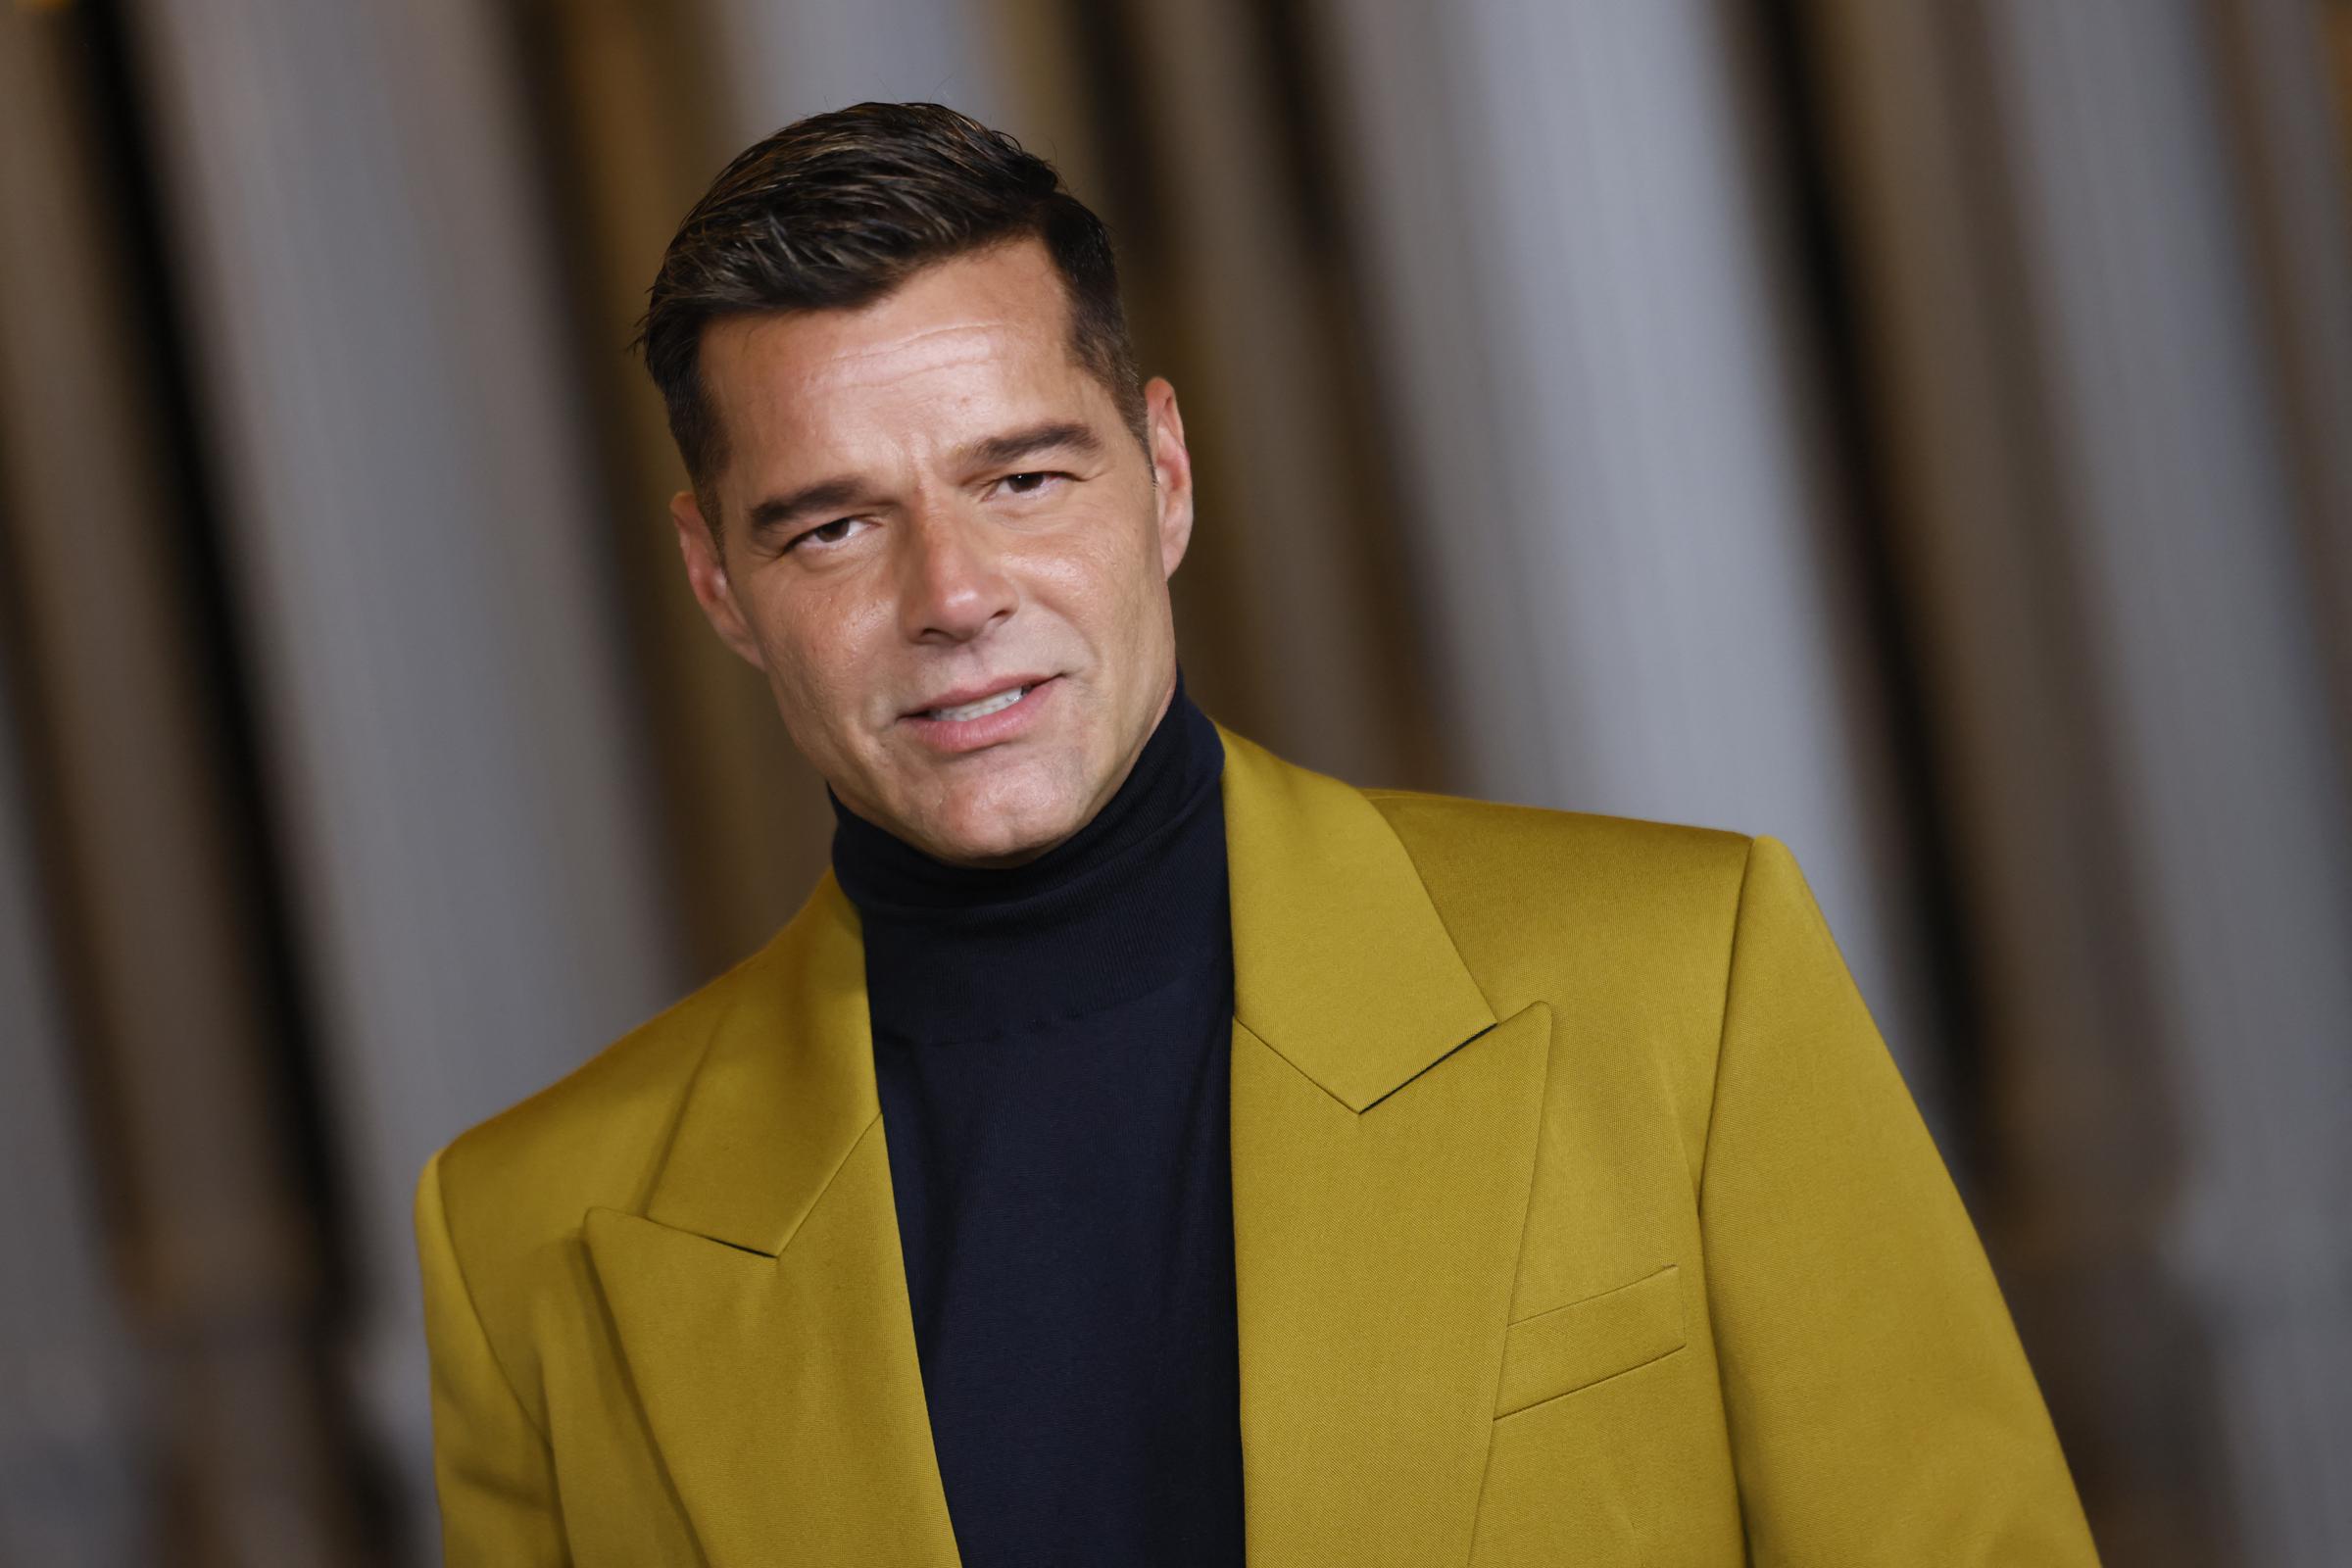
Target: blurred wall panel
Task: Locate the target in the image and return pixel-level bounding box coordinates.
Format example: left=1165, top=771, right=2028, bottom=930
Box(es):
left=702, top=0, right=1011, bottom=150
left=2206, top=0, right=2352, bottom=770
left=512, top=0, right=828, bottom=974
left=0, top=661, right=153, bottom=1568
left=1307, top=0, right=1947, bottom=1102
left=1977, top=4, right=2352, bottom=1560
left=1797, top=0, right=2352, bottom=1560
left=1792, top=3, right=2237, bottom=1558
left=118, top=1, right=686, bottom=1554
left=0, top=10, right=368, bottom=1563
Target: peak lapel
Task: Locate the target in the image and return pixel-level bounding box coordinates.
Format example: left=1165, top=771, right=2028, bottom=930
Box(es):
left=582, top=878, right=959, bottom=1568
left=1217, top=725, right=1553, bottom=1566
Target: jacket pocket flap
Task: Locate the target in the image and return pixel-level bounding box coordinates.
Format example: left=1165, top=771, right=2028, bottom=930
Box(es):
left=1494, top=1262, right=1685, bottom=1417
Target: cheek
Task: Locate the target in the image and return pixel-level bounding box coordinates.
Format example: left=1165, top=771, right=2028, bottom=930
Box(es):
left=1028, top=506, right=1166, bottom=620
left=751, top=591, right=881, bottom=722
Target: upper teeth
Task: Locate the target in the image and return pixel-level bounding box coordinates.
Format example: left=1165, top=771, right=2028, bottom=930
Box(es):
left=928, top=685, right=1029, bottom=722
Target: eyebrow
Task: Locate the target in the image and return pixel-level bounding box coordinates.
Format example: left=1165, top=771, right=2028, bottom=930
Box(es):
left=745, top=477, right=868, bottom=543
left=742, top=420, right=1108, bottom=544
left=960, top=419, right=1105, bottom=472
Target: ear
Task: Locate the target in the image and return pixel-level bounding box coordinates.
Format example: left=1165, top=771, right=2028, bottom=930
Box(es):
left=1143, top=376, right=1195, bottom=578
left=668, top=489, right=766, bottom=670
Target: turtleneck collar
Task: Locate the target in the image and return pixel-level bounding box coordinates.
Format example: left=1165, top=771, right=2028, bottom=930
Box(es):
left=827, top=663, right=1230, bottom=1041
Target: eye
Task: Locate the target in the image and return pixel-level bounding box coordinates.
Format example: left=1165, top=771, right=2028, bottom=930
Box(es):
left=997, top=470, right=1065, bottom=498
left=788, top=516, right=864, bottom=552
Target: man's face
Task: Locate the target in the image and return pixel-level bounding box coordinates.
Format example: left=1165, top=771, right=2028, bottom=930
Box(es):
left=668, top=237, right=1195, bottom=867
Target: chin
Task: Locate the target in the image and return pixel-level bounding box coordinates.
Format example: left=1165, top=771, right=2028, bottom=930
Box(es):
left=925, top=783, right=1086, bottom=867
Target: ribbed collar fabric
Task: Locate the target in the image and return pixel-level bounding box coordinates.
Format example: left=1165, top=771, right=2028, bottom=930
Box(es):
left=827, top=663, right=1230, bottom=1042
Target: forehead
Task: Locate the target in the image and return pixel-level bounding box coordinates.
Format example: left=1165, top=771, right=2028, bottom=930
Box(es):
left=698, top=239, right=1094, bottom=475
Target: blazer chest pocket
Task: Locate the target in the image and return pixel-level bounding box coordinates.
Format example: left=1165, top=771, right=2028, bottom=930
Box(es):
left=1494, top=1263, right=1686, bottom=1418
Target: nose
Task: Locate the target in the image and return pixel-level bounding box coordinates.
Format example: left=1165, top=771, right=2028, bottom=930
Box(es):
left=897, top=503, right=1017, bottom=645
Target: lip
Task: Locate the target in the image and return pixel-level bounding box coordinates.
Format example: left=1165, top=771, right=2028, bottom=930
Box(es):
left=903, top=672, right=1056, bottom=716
left=898, top=673, right=1060, bottom=754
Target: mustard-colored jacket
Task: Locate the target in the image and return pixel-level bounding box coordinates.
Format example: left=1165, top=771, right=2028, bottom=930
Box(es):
left=416, top=723, right=2099, bottom=1566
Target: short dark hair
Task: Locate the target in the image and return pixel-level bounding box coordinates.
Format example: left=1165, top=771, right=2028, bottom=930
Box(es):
left=634, top=101, right=1147, bottom=532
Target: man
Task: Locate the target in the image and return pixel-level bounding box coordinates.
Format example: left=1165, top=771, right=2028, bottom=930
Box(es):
left=416, top=102, right=2100, bottom=1566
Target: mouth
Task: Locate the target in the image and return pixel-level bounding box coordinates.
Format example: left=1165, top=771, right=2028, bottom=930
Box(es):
left=917, top=686, right=1030, bottom=723
left=904, top=673, right=1055, bottom=723
left=897, top=674, right=1062, bottom=754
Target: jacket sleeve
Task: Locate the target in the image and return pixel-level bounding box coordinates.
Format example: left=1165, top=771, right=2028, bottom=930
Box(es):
left=416, top=1148, right=570, bottom=1566
left=1697, top=835, right=2099, bottom=1564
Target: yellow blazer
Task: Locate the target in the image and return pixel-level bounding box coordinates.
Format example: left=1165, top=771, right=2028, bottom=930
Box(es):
left=416, top=723, right=2099, bottom=1566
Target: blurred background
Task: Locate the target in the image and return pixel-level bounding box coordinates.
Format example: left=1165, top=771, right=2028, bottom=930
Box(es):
left=1, top=0, right=2347, bottom=1562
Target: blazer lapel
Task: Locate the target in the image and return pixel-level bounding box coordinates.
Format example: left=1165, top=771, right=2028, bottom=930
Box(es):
left=582, top=879, right=960, bottom=1568
left=1217, top=724, right=1553, bottom=1567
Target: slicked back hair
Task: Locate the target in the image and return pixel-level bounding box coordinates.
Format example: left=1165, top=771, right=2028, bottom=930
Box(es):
left=634, top=102, right=1149, bottom=543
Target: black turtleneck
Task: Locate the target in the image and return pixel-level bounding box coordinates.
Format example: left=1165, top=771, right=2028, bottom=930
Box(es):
left=828, top=666, right=1246, bottom=1568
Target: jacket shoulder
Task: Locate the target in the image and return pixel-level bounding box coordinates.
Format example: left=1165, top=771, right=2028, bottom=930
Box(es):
left=1360, top=785, right=1754, bottom=953
left=424, top=937, right=777, bottom=1275
left=1361, top=786, right=1754, bottom=1153
left=1363, top=784, right=1749, bottom=867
